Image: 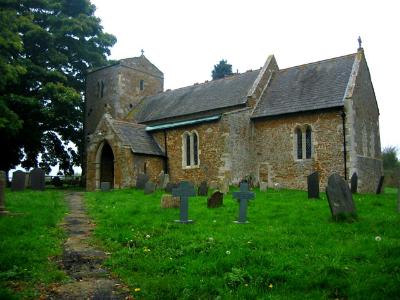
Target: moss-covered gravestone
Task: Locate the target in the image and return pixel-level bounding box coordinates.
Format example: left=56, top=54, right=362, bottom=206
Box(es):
left=326, top=173, right=356, bottom=221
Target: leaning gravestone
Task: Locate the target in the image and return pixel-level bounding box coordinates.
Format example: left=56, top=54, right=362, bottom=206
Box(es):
left=207, top=191, right=223, bottom=208
left=307, top=171, right=320, bottom=199
left=160, top=194, right=180, bottom=208
left=326, top=173, right=356, bottom=220
left=376, top=176, right=384, bottom=194
left=198, top=181, right=208, bottom=196
left=30, top=168, right=45, bottom=191
left=11, top=170, right=26, bottom=191
left=233, top=182, right=255, bottom=224
left=158, top=171, right=169, bottom=190
left=136, top=173, right=149, bottom=189
left=350, top=172, right=358, bottom=194
left=100, top=182, right=111, bottom=191
left=172, top=181, right=196, bottom=223
left=0, top=171, right=9, bottom=215
left=165, top=182, right=178, bottom=194
left=144, top=181, right=156, bottom=194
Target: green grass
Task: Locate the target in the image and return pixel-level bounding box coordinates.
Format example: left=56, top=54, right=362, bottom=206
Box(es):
left=0, top=190, right=67, bottom=299
left=85, top=187, right=400, bottom=299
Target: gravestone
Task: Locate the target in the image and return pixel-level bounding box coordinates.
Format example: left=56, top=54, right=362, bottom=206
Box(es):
left=207, top=191, right=223, bottom=208
left=307, top=171, right=320, bottom=199
left=11, top=170, right=26, bottom=191
left=259, top=182, right=268, bottom=192
left=160, top=194, right=180, bottom=208
left=100, top=182, right=111, bottom=191
left=52, top=176, right=63, bottom=188
left=350, top=172, right=358, bottom=194
left=144, top=181, right=156, bottom=194
left=397, top=185, right=400, bottom=213
left=233, top=182, right=255, bottom=224
left=198, top=181, right=208, bottom=196
left=219, top=177, right=229, bottom=194
left=172, top=181, right=196, bottom=223
left=165, top=182, right=178, bottom=194
left=136, top=173, right=149, bottom=189
left=158, top=171, right=169, bottom=189
left=376, top=176, right=384, bottom=194
left=326, top=173, right=356, bottom=220
left=30, top=168, right=45, bottom=191
left=0, top=171, right=9, bottom=215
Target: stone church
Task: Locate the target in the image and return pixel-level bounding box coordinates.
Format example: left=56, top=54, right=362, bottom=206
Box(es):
left=84, top=46, right=382, bottom=193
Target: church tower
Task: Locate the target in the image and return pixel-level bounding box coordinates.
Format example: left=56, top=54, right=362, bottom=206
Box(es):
left=84, top=53, right=164, bottom=139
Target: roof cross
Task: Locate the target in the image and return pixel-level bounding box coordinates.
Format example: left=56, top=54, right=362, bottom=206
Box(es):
left=141, top=49, right=144, bottom=56
left=357, top=36, right=362, bottom=50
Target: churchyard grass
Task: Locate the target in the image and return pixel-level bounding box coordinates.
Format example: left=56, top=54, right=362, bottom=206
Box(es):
left=85, top=188, right=400, bottom=299
left=0, top=190, right=67, bottom=299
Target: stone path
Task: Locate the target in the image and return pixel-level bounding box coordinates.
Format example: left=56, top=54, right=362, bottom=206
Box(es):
left=46, top=192, right=131, bottom=299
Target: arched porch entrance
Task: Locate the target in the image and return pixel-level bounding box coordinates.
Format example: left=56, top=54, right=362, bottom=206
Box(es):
left=95, top=141, right=114, bottom=189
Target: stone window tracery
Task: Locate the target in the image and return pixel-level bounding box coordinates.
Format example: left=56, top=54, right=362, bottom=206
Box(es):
left=182, top=131, right=199, bottom=168
left=294, top=125, right=313, bottom=160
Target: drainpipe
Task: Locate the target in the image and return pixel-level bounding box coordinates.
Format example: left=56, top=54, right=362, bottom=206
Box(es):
left=163, top=130, right=169, bottom=174
left=341, top=109, right=347, bottom=180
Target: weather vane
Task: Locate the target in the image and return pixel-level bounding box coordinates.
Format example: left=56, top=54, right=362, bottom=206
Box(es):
left=141, top=49, right=144, bottom=56
left=358, top=36, right=362, bottom=50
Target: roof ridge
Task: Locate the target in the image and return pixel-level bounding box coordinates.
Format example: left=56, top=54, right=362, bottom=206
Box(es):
left=113, top=119, right=146, bottom=128
left=278, top=53, right=357, bottom=72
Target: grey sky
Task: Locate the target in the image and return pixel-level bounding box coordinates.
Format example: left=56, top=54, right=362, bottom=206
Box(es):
left=91, top=0, right=399, bottom=152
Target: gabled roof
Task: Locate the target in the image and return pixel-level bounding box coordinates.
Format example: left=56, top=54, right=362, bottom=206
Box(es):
left=252, top=53, right=356, bottom=119
left=112, top=120, right=165, bottom=156
left=136, top=70, right=260, bottom=124
left=119, top=55, right=164, bottom=78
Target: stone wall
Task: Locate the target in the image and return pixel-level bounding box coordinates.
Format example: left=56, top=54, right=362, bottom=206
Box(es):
left=253, top=110, right=345, bottom=190
left=132, top=154, right=165, bottom=184
left=344, top=50, right=383, bottom=193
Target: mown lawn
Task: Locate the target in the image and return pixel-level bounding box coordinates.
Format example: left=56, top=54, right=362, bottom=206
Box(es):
left=85, top=187, right=400, bottom=299
left=0, top=190, right=67, bottom=299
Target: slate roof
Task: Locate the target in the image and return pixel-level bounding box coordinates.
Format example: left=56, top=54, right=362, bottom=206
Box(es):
left=252, top=54, right=356, bottom=119
left=136, top=70, right=260, bottom=123
left=112, top=120, right=165, bottom=156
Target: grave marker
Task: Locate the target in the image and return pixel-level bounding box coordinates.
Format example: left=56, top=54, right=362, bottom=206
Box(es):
left=0, top=171, right=9, bottom=215
left=233, top=182, right=255, bottom=224
left=144, top=181, right=156, bottom=194
left=397, top=184, right=400, bottom=213
left=350, top=172, right=358, bottom=194
left=307, top=171, right=320, bottom=199
left=165, top=182, right=178, bottom=193
left=207, top=191, right=223, bottom=208
left=376, top=176, right=384, bottom=194
left=198, top=181, right=208, bottom=196
left=30, top=168, right=45, bottom=191
left=160, top=194, right=180, bottom=208
left=158, top=171, right=169, bottom=189
left=100, top=182, right=111, bottom=191
left=326, top=173, right=356, bottom=220
left=172, top=181, right=196, bottom=223
left=11, top=170, right=26, bottom=191
left=136, top=173, right=149, bottom=189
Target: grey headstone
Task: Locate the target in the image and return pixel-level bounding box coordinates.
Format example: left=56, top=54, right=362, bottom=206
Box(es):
left=11, top=170, right=26, bottom=191
left=207, top=191, right=223, bottom=208
left=144, top=181, right=156, bottom=194
left=233, top=182, right=255, bottom=224
left=350, top=172, right=358, bottom=194
left=136, top=173, right=149, bottom=189
left=30, top=168, right=45, bottom=191
left=307, top=171, right=320, bottom=199
left=100, top=182, right=111, bottom=191
left=198, top=181, right=208, bottom=196
left=376, top=176, right=384, bottom=194
left=0, top=171, right=8, bottom=215
left=52, top=176, right=63, bottom=187
left=397, top=185, right=400, bottom=213
left=326, top=173, right=356, bottom=220
left=158, top=171, right=169, bottom=189
left=172, top=181, right=196, bottom=223
left=259, top=181, right=268, bottom=191
left=165, top=182, right=178, bottom=194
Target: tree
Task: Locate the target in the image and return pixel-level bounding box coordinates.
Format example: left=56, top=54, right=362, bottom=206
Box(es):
left=382, top=146, right=400, bottom=187
left=0, top=0, right=116, bottom=176
left=212, top=59, right=233, bottom=80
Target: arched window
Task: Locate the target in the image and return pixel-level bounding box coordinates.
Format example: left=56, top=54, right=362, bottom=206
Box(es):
left=182, top=131, right=199, bottom=168
left=305, top=126, right=312, bottom=159
left=294, top=125, right=313, bottom=160
left=140, top=79, right=144, bottom=91
left=296, top=127, right=302, bottom=159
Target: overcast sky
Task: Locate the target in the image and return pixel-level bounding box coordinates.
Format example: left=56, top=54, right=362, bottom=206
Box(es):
left=91, top=0, right=399, bottom=152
